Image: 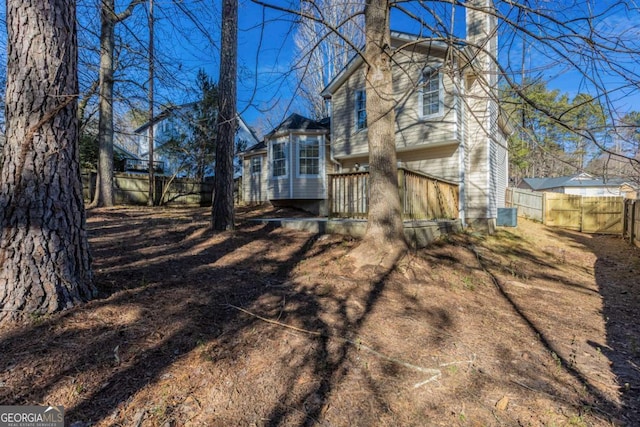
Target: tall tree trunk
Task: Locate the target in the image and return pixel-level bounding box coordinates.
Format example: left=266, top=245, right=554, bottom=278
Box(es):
left=350, top=0, right=407, bottom=268
left=212, top=0, right=238, bottom=231
left=147, top=0, right=155, bottom=206
left=1, top=0, right=95, bottom=322
left=89, top=0, right=142, bottom=208
left=95, top=0, right=116, bottom=207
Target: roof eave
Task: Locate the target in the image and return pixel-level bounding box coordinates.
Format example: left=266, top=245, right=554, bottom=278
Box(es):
left=321, top=56, right=364, bottom=99
left=321, top=34, right=464, bottom=99
left=266, top=129, right=329, bottom=140
left=240, top=148, right=267, bottom=158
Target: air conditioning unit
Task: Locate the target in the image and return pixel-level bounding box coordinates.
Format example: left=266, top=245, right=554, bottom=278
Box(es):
left=497, top=208, right=517, bottom=227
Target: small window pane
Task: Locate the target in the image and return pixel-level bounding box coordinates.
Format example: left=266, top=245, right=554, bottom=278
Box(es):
left=422, top=69, right=441, bottom=117
left=355, top=90, right=367, bottom=130
left=272, top=142, right=287, bottom=177
left=299, top=138, right=320, bottom=176
left=250, top=157, right=261, bottom=174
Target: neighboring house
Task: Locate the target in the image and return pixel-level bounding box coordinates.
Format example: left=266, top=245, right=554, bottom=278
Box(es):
left=518, top=173, right=636, bottom=198
left=113, top=143, right=140, bottom=172
left=133, top=103, right=258, bottom=176
left=242, top=0, right=511, bottom=228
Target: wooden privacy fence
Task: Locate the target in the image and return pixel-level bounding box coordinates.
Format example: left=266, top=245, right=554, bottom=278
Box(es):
left=505, top=187, right=544, bottom=222
left=328, top=168, right=459, bottom=220
left=506, top=188, right=624, bottom=234
left=623, top=199, right=640, bottom=248
left=82, top=171, right=214, bottom=206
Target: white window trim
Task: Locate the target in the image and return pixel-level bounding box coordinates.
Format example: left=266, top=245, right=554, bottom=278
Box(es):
left=354, top=89, right=367, bottom=132
left=270, top=140, right=288, bottom=179
left=419, top=66, right=444, bottom=120
left=296, top=135, right=324, bottom=178
left=250, top=156, right=262, bottom=176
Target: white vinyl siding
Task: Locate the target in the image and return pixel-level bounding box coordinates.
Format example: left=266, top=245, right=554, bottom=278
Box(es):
left=491, top=105, right=509, bottom=213
left=564, top=187, right=621, bottom=197
left=392, top=49, right=458, bottom=152
left=243, top=153, right=268, bottom=203
left=265, top=134, right=329, bottom=200
left=398, top=145, right=461, bottom=182
left=464, top=64, right=493, bottom=221
left=330, top=46, right=459, bottom=159
left=330, top=68, right=369, bottom=158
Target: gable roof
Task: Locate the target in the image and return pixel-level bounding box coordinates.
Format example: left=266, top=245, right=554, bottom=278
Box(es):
left=320, top=31, right=459, bottom=99
left=264, top=113, right=330, bottom=139
left=522, top=173, right=630, bottom=190
left=240, top=114, right=330, bottom=158
left=133, top=103, right=259, bottom=146
left=133, top=103, right=197, bottom=134
left=318, top=31, right=514, bottom=137
left=241, top=140, right=267, bottom=157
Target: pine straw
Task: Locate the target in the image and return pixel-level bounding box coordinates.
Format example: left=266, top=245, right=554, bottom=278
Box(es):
left=0, top=205, right=638, bottom=426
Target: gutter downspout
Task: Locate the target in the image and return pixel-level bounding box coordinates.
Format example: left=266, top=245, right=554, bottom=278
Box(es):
left=329, top=143, right=341, bottom=170
left=457, top=69, right=466, bottom=227
left=327, top=136, right=341, bottom=212
left=327, top=99, right=341, bottom=171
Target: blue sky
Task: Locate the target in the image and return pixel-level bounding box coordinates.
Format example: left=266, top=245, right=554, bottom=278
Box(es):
left=123, top=0, right=306, bottom=130
left=173, top=0, right=640, bottom=131
left=0, top=1, right=638, bottom=133
left=496, top=1, right=640, bottom=113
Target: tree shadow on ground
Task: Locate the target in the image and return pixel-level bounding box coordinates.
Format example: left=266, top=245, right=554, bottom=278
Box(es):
left=0, top=206, right=432, bottom=426
left=3, top=208, right=623, bottom=425
left=552, top=229, right=640, bottom=425
left=471, top=225, right=628, bottom=422
left=0, top=208, right=310, bottom=418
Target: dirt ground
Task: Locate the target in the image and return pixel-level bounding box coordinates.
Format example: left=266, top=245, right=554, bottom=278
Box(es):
left=1, top=205, right=639, bottom=426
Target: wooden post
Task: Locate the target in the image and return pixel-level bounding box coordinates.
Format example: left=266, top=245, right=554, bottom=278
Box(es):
left=631, top=199, right=637, bottom=246
left=397, top=168, right=406, bottom=219
left=327, top=174, right=333, bottom=218
left=625, top=199, right=631, bottom=241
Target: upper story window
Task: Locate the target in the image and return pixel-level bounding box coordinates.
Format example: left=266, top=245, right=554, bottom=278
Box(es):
left=420, top=67, right=443, bottom=119
left=298, top=137, right=321, bottom=176
left=355, top=89, right=367, bottom=131
left=250, top=156, right=262, bottom=175
left=271, top=141, right=287, bottom=178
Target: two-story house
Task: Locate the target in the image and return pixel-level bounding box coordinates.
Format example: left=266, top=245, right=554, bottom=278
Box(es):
left=242, top=0, right=510, bottom=229
left=134, top=103, right=258, bottom=177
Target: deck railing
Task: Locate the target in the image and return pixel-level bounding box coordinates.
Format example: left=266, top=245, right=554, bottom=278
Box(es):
left=328, top=167, right=459, bottom=220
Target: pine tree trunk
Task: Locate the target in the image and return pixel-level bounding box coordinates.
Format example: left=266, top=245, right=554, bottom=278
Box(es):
left=212, top=0, right=238, bottom=231
left=0, top=0, right=95, bottom=322
left=350, top=0, right=408, bottom=267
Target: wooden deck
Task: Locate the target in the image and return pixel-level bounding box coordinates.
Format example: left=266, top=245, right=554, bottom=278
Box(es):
left=328, top=168, right=459, bottom=220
